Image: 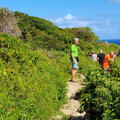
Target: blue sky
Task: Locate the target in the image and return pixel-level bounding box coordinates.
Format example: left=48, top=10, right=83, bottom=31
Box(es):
left=0, top=0, right=120, bottom=39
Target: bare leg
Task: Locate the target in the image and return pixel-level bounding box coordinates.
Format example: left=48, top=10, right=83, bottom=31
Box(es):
left=72, top=69, right=78, bottom=82
left=72, top=69, right=75, bottom=82
left=74, top=69, right=78, bottom=75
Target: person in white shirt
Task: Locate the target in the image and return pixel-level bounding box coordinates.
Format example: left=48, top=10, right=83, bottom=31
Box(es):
left=92, top=51, right=97, bottom=61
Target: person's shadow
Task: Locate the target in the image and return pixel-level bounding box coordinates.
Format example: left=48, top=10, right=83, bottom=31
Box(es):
left=68, top=116, right=84, bottom=120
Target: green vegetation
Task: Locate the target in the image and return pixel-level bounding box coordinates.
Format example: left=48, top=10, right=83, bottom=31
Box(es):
left=77, top=40, right=120, bottom=120
left=0, top=7, right=120, bottom=119
left=0, top=33, right=70, bottom=119
left=15, top=11, right=73, bottom=51
left=80, top=63, right=120, bottom=120
left=14, top=11, right=99, bottom=51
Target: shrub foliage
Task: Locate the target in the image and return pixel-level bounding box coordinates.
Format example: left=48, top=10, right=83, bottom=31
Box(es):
left=80, top=64, right=120, bottom=120
left=0, top=33, right=70, bottom=119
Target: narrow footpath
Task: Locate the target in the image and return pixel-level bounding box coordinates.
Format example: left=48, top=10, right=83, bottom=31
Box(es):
left=51, top=75, right=86, bottom=120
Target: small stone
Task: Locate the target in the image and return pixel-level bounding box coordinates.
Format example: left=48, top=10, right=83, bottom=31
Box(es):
left=80, top=75, right=86, bottom=80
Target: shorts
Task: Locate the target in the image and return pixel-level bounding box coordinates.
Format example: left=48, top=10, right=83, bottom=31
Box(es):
left=71, top=61, right=78, bottom=69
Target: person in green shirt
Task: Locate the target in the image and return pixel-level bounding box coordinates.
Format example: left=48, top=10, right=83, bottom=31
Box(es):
left=70, top=38, right=79, bottom=82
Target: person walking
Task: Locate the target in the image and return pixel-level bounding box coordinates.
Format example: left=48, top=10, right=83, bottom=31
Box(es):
left=97, top=50, right=105, bottom=67
left=102, top=52, right=116, bottom=71
left=70, top=38, right=79, bottom=82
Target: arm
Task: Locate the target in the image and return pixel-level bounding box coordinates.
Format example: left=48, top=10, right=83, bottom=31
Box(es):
left=97, top=56, right=99, bottom=61
left=71, top=52, right=76, bottom=64
left=97, top=54, right=99, bottom=61
left=108, top=55, right=116, bottom=63
left=112, top=55, right=117, bottom=62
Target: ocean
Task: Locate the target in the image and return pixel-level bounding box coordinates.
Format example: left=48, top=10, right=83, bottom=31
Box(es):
left=101, top=39, right=120, bottom=46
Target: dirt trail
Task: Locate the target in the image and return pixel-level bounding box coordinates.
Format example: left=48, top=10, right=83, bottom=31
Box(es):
left=52, top=75, right=86, bottom=120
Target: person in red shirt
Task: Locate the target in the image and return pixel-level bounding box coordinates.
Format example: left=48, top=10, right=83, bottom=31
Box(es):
left=102, top=52, right=116, bottom=71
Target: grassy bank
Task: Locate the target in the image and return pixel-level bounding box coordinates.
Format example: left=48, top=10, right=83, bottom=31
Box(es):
left=0, top=33, right=71, bottom=119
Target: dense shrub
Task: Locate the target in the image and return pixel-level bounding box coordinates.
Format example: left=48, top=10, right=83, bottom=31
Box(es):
left=0, top=33, right=70, bottom=119
left=14, top=11, right=100, bottom=51
left=78, top=55, right=100, bottom=76
left=80, top=67, right=120, bottom=120
left=14, top=11, right=74, bottom=51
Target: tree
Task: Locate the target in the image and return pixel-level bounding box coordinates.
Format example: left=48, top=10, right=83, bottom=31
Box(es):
left=71, top=27, right=99, bottom=43
left=0, top=8, right=21, bottom=37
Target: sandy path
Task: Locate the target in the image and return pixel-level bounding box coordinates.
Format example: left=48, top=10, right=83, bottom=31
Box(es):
left=61, top=81, right=85, bottom=120
left=51, top=75, right=86, bottom=120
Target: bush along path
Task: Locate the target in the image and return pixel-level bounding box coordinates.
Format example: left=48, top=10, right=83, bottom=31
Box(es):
left=51, top=75, right=86, bottom=120
left=80, top=67, right=120, bottom=120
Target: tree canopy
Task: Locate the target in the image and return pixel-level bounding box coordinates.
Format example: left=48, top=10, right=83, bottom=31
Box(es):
left=14, top=11, right=99, bottom=51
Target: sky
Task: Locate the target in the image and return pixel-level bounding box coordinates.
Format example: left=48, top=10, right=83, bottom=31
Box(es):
left=0, top=0, right=120, bottom=39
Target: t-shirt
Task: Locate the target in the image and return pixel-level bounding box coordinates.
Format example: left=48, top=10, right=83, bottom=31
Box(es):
left=97, top=53, right=105, bottom=65
left=102, top=55, right=111, bottom=69
left=70, top=44, right=78, bottom=61
left=92, top=54, right=97, bottom=61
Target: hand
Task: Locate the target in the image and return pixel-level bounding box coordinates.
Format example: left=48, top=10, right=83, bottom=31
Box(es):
left=74, top=60, right=76, bottom=64
left=114, top=55, right=117, bottom=58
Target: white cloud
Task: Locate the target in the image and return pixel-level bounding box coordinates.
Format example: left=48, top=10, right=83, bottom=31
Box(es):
left=50, top=13, right=120, bottom=39
left=55, top=18, right=63, bottom=24
left=53, top=13, right=94, bottom=28
left=64, top=14, right=75, bottom=20
left=108, top=0, right=120, bottom=4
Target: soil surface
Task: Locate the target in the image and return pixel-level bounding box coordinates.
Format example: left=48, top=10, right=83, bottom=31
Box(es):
left=51, top=75, right=86, bottom=120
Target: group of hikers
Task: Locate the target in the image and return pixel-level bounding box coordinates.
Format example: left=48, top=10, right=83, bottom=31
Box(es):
left=70, top=38, right=117, bottom=82
left=90, top=50, right=116, bottom=69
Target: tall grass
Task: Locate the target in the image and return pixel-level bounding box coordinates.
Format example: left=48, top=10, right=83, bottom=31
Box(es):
left=0, top=33, right=71, bottom=119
